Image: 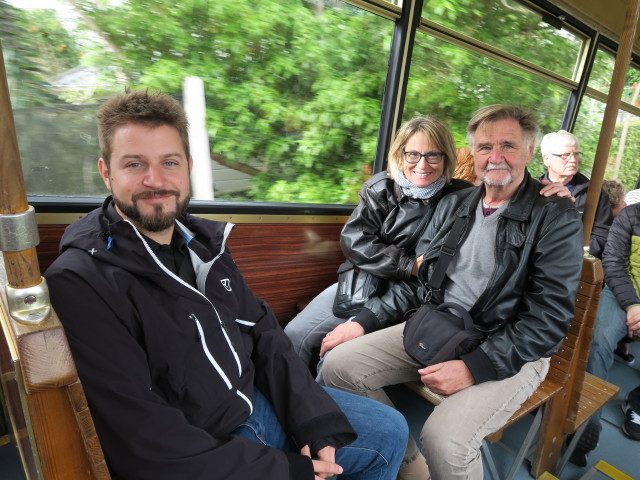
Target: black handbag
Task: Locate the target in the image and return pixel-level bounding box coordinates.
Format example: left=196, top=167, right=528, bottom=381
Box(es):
left=403, top=302, right=484, bottom=366
left=333, top=209, right=434, bottom=319
left=402, top=216, right=484, bottom=366
left=332, top=261, right=387, bottom=318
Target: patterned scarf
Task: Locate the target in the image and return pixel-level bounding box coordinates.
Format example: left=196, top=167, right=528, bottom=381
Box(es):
left=395, top=169, right=446, bottom=199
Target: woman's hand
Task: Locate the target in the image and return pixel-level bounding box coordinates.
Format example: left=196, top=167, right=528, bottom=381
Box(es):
left=411, top=254, right=424, bottom=276
left=320, top=322, right=365, bottom=356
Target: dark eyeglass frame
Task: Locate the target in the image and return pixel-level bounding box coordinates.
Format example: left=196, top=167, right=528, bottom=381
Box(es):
left=403, top=151, right=445, bottom=165
left=550, top=151, right=582, bottom=160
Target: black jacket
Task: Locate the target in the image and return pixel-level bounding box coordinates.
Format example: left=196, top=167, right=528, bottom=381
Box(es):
left=340, top=171, right=472, bottom=283
left=44, top=198, right=356, bottom=480
left=357, top=172, right=584, bottom=382
left=602, top=202, right=640, bottom=309
left=540, top=171, right=613, bottom=258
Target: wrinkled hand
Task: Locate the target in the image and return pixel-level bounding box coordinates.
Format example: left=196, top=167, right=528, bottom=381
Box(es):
left=411, top=254, right=424, bottom=276
left=418, top=360, right=474, bottom=395
left=301, top=445, right=342, bottom=479
left=540, top=178, right=574, bottom=202
left=320, top=322, right=365, bottom=357
left=627, top=305, right=640, bottom=338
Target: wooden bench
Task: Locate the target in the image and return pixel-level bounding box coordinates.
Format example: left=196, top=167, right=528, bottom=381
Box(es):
left=12, top=221, right=621, bottom=480
left=405, top=255, right=620, bottom=480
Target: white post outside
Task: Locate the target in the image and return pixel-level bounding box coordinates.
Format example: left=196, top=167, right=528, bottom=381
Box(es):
left=183, top=76, right=214, bottom=200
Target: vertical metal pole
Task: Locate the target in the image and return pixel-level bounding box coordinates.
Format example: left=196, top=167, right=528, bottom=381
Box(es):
left=374, top=0, right=423, bottom=173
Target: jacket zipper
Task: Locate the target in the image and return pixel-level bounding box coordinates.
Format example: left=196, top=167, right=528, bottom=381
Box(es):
left=190, top=314, right=253, bottom=414
left=126, top=220, right=252, bottom=413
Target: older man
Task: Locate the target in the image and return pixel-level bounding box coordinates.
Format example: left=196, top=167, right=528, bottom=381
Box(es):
left=322, top=105, right=584, bottom=479
left=540, top=130, right=613, bottom=258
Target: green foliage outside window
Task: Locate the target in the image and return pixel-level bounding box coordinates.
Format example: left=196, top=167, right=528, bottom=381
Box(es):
left=3, top=0, right=640, bottom=202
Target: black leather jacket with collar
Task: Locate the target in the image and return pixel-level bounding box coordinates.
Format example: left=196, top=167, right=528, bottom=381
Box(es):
left=340, top=171, right=472, bottom=282
left=360, top=172, right=584, bottom=383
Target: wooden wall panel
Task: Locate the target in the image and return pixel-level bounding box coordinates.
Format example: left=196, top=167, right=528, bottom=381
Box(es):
left=37, top=222, right=345, bottom=326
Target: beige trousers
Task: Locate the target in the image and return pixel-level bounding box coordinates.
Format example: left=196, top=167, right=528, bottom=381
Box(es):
left=322, top=322, right=550, bottom=480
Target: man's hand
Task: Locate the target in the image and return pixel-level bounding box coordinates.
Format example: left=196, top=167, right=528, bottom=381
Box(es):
left=627, top=305, right=640, bottom=338
left=301, top=445, right=342, bottom=479
left=539, top=178, right=574, bottom=201
left=418, top=360, right=474, bottom=395
left=320, top=322, right=365, bottom=357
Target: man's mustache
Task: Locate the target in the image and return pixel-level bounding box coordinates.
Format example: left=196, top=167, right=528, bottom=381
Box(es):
left=485, top=163, right=512, bottom=171
left=132, top=190, right=180, bottom=201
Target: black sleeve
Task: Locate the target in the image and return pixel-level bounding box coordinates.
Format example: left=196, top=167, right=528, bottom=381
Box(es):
left=603, top=206, right=640, bottom=309
left=588, top=188, right=614, bottom=258
left=340, top=181, right=416, bottom=281
left=46, top=262, right=315, bottom=480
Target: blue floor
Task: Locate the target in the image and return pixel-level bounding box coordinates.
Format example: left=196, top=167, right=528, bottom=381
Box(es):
left=1, top=344, right=639, bottom=479
left=388, top=340, right=640, bottom=479
left=0, top=438, right=25, bottom=480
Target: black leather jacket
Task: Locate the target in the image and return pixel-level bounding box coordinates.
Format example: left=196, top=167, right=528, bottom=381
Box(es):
left=340, top=171, right=472, bottom=281
left=357, top=172, right=584, bottom=383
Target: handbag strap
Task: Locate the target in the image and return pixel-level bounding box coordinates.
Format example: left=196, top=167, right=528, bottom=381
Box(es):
left=436, top=302, right=474, bottom=330
left=427, top=215, right=466, bottom=291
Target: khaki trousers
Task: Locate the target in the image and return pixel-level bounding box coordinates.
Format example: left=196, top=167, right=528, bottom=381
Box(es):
left=322, top=322, right=550, bottom=480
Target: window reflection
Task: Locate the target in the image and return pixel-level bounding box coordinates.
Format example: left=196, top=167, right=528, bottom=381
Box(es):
left=574, top=97, right=640, bottom=191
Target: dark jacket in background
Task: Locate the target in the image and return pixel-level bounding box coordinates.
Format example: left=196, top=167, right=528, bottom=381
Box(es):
left=540, top=171, right=613, bottom=258
left=602, top=202, right=640, bottom=309
left=45, top=198, right=356, bottom=480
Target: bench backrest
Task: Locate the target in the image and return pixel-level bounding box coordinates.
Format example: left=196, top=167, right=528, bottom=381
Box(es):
left=532, top=256, right=620, bottom=477
left=37, top=221, right=346, bottom=326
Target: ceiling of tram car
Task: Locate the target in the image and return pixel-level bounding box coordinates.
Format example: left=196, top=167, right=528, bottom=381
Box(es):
left=554, top=0, right=640, bottom=52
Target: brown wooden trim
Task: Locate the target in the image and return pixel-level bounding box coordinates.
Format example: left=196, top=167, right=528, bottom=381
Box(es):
left=37, top=221, right=345, bottom=326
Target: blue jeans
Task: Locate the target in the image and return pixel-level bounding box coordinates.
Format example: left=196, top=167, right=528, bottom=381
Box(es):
left=233, top=387, right=407, bottom=480
left=284, top=283, right=346, bottom=367
left=587, top=285, right=628, bottom=381
left=586, top=285, right=629, bottom=424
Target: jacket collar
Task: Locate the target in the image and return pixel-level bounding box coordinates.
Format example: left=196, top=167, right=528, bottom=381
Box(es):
left=455, top=170, right=539, bottom=221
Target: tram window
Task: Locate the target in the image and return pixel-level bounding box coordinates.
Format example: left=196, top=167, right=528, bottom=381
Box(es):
left=404, top=31, right=568, bottom=178
left=2, top=0, right=393, bottom=204
left=573, top=98, right=640, bottom=191
left=421, top=0, right=584, bottom=80
left=588, top=48, right=616, bottom=95
left=621, top=66, right=640, bottom=106
left=573, top=55, right=640, bottom=191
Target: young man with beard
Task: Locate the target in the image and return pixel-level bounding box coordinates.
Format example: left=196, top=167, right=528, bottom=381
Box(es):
left=44, top=90, right=407, bottom=480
